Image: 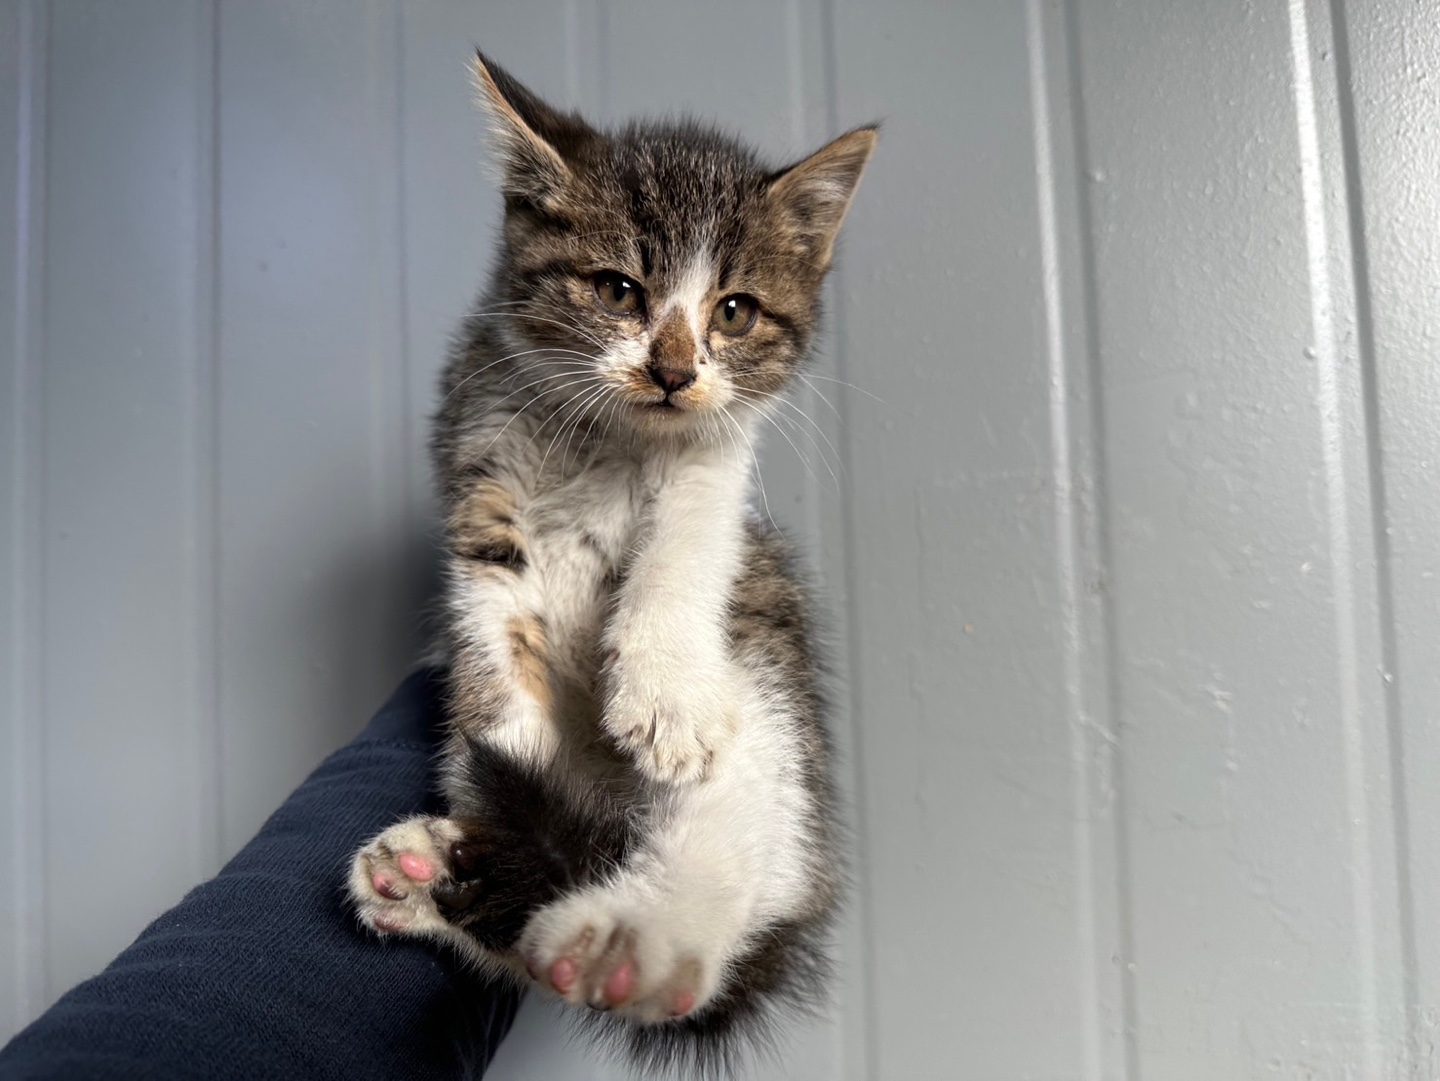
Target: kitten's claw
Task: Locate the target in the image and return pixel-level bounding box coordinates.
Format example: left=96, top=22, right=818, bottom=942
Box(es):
left=601, top=657, right=737, bottom=784
left=610, top=708, right=717, bottom=785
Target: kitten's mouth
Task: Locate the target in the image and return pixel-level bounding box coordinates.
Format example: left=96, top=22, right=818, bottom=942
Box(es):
left=634, top=389, right=693, bottom=413
left=616, top=376, right=708, bottom=423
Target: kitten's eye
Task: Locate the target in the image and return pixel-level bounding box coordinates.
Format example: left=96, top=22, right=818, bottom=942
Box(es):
left=713, top=294, right=759, bottom=337
left=593, top=271, right=644, bottom=315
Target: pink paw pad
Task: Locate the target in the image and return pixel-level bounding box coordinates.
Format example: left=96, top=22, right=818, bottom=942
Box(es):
left=550, top=957, right=578, bottom=994
left=397, top=853, right=435, bottom=881
left=372, top=911, right=409, bottom=933
left=669, top=989, right=697, bottom=1018
left=603, top=962, right=635, bottom=1006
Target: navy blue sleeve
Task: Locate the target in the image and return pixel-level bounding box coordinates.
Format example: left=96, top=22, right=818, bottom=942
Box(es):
left=0, top=668, right=521, bottom=1081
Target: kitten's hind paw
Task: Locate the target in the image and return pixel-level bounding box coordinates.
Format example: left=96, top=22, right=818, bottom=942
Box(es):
left=348, top=816, right=484, bottom=937
left=520, top=892, right=719, bottom=1024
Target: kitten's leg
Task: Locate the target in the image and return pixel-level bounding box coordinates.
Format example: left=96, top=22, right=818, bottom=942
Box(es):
left=602, top=448, right=750, bottom=784
left=444, top=476, right=557, bottom=764
left=520, top=681, right=832, bottom=1026
left=348, top=740, right=637, bottom=963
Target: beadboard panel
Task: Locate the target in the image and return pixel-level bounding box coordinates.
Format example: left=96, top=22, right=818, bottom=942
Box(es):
left=1342, top=0, right=1440, bottom=1036
left=215, top=0, right=415, bottom=852
left=3, top=2, right=1436, bottom=1079
left=32, top=0, right=218, bottom=1002
left=1070, top=2, right=1405, bottom=1077
left=0, top=0, right=43, bottom=1038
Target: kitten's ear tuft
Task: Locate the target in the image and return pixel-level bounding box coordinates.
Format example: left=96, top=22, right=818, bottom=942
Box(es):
left=471, top=50, right=586, bottom=207
left=768, top=125, right=878, bottom=266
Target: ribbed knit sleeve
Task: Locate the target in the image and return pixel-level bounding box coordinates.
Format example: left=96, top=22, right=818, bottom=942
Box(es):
left=0, top=668, right=520, bottom=1081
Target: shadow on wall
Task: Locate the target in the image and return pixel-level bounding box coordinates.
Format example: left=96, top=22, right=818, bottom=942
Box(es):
left=219, top=512, right=445, bottom=858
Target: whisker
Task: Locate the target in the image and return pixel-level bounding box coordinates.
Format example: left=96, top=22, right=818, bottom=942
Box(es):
left=717, top=404, right=779, bottom=534
left=795, top=372, right=844, bottom=424
left=561, top=385, right=613, bottom=474
left=459, top=309, right=609, bottom=351
left=736, top=387, right=843, bottom=485
left=796, top=370, right=888, bottom=406
left=732, top=390, right=823, bottom=490
left=573, top=388, right=620, bottom=474
left=474, top=372, right=604, bottom=461
left=515, top=375, right=607, bottom=461
left=484, top=367, right=597, bottom=416
left=537, top=380, right=609, bottom=476
left=444, top=351, right=596, bottom=404
left=767, top=407, right=840, bottom=490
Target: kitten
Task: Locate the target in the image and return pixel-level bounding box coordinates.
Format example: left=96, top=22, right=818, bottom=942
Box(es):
left=348, top=51, right=874, bottom=1076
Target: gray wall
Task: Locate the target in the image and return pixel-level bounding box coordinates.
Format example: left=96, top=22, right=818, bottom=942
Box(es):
left=3, top=2, right=1437, bottom=1078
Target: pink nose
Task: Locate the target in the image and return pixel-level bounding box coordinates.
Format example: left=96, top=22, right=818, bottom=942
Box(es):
left=648, top=366, right=695, bottom=396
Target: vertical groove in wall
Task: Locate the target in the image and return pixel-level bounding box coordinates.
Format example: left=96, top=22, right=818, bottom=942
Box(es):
left=367, top=0, right=407, bottom=676
left=785, top=0, right=806, bottom=153
left=31, top=0, right=51, bottom=1011
left=1025, top=3, right=1108, bottom=1077
left=818, top=1, right=876, bottom=1077
left=562, top=0, right=581, bottom=105
left=1285, top=3, right=1392, bottom=1073
left=1326, top=0, right=1419, bottom=1048
left=1, top=2, right=18, bottom=1034
left=368, top=0, right=389, bottom=536
left=8, top=0, right=48, bottom=1028
left=209, top=0, right=229, bottom=864
left=595, top=0, right=611, bottom=124
left=1058, top=2, right=1141, bottom=1076
left=393, top=0, right=411, bottom=540
left=785, top=0, right=834, bottom=554
left=785, top=5, right=849, bottom=1075
left=187, top=0, right=223, bottom=879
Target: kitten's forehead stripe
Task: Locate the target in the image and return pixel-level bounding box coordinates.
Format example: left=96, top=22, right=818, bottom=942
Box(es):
left=660, top=249, right=716, bottom=346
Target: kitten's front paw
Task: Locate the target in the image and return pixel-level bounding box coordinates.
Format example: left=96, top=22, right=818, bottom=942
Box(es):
left=601, top=652, right=738, bottom=784
left=348, top=816, right=485, bottom=937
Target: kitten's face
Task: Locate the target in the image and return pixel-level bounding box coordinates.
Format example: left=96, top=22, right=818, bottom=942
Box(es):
left=473, top=54, right=875, bottom=440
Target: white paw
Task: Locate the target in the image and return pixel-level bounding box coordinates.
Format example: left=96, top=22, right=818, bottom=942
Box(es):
left=348, top=816, right=478, bottom=938
left=601, top=650, right=738, bottom=784
left=518, top=891, right=721, bottom=1024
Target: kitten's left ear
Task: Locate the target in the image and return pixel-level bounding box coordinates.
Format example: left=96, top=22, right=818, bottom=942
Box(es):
left=472, top=50, right=591, bottom=208
left=768, top=125, right=878, bottom=266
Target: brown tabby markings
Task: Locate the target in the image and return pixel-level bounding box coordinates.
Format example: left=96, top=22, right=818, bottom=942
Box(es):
left=450, top=481, right=526, bottom=567
left=507, top=614, right=551, bottom=713
left=347, top=48, right=878, bottom=1077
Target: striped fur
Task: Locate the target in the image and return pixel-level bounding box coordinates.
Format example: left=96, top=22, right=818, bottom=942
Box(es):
left=348, top=51, right=874, bottom=1077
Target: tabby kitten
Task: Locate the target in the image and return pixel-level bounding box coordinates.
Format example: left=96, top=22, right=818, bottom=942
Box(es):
left=348, top=52, right=874, bottom=1076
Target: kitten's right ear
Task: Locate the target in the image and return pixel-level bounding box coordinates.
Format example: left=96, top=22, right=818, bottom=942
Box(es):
left=471, top=51, right=585, bottom=208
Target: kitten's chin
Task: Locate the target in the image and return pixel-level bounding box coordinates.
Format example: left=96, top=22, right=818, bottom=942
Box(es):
left=618, top=398, right=716, bottom=440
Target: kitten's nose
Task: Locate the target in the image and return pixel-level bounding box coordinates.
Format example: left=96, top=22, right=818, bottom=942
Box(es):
left=648, top=366, right=695, bottom=396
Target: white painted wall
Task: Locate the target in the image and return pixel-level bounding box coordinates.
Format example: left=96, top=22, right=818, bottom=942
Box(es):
left=3, top=2, right=1437, bottom=1078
